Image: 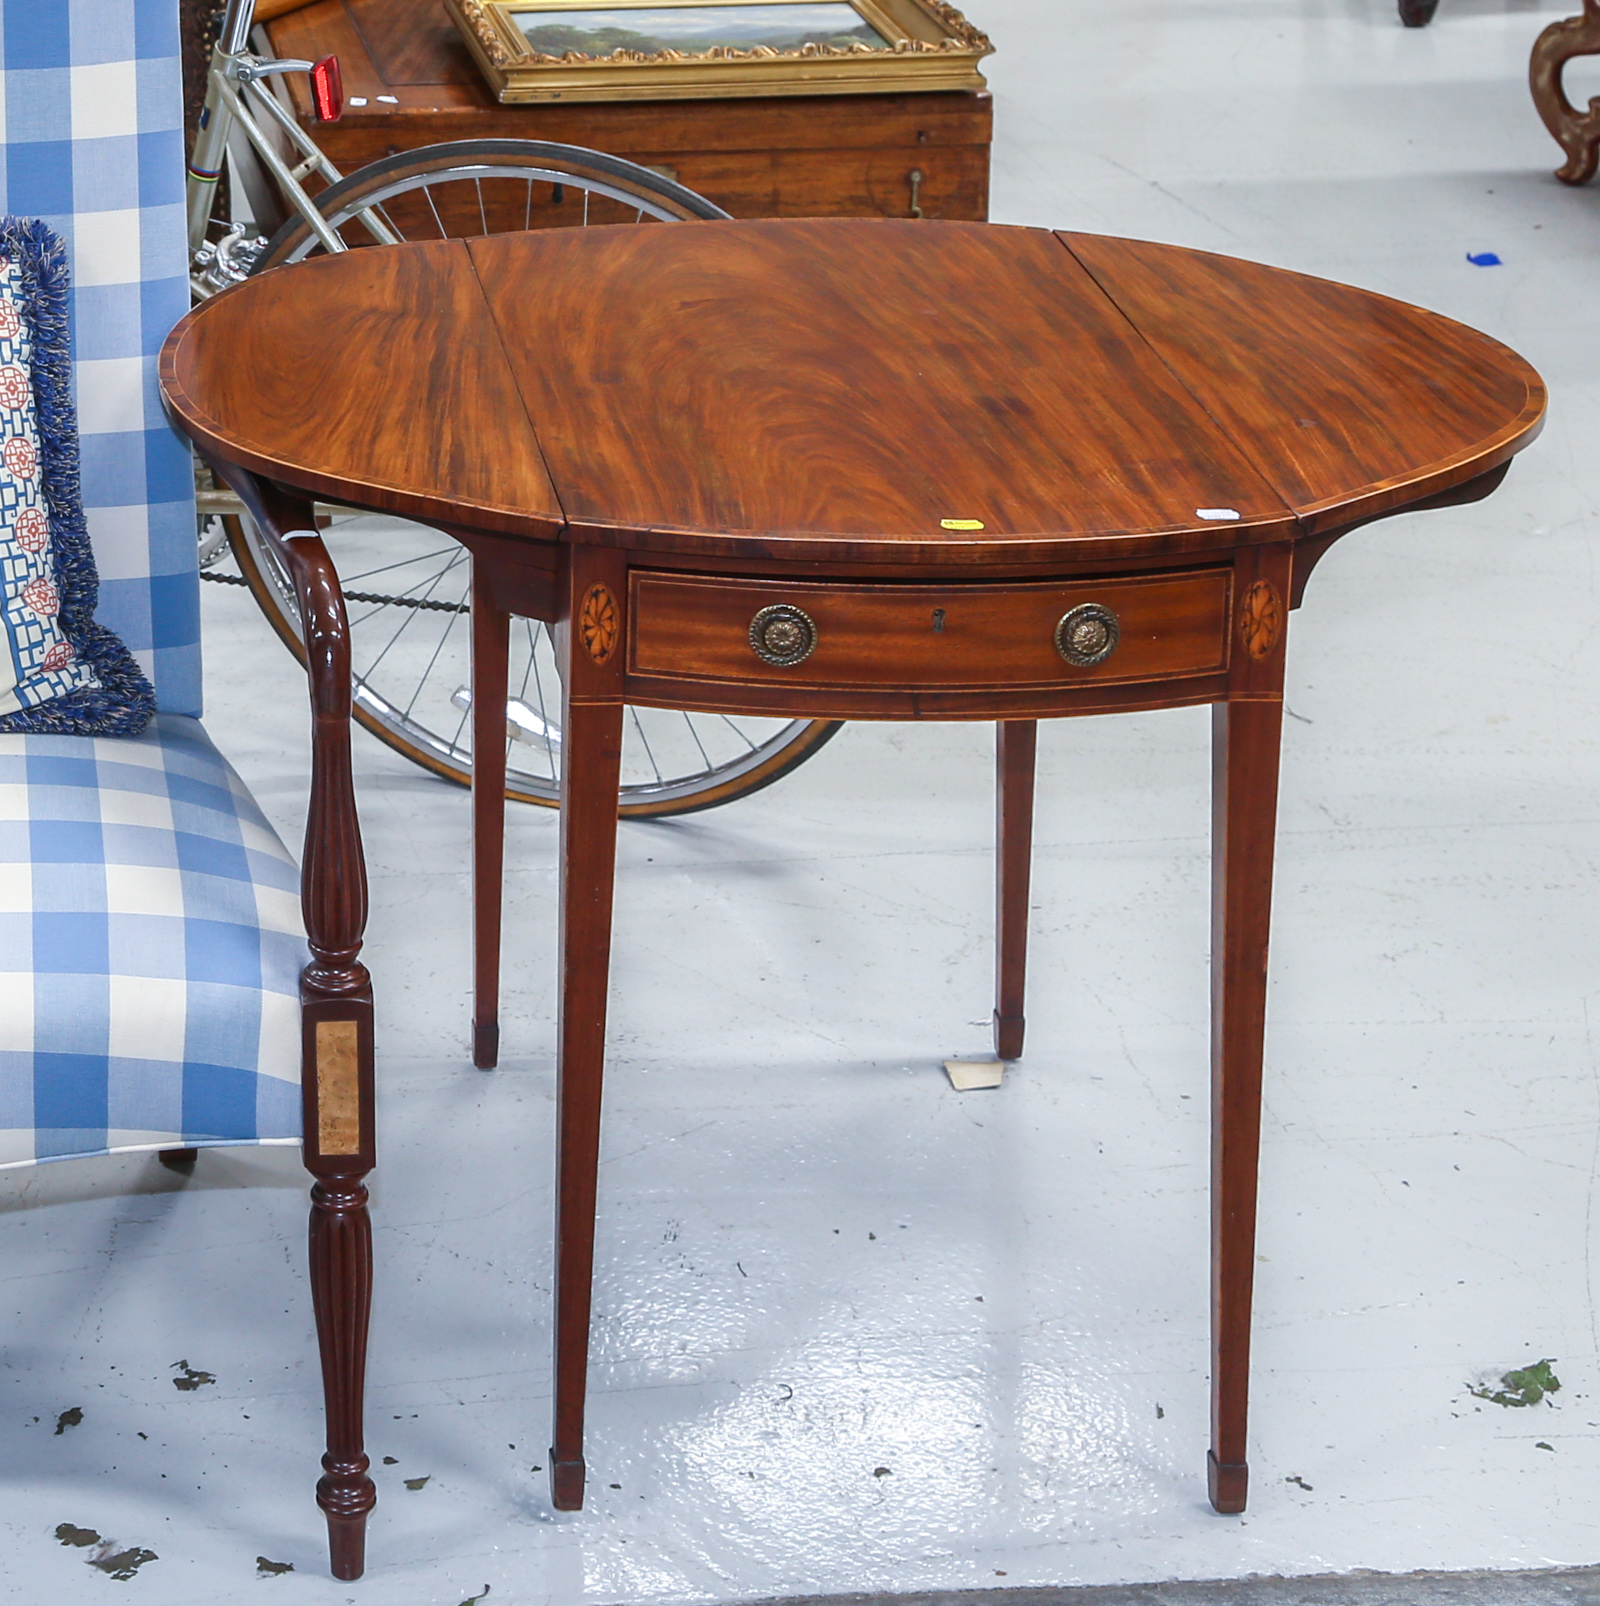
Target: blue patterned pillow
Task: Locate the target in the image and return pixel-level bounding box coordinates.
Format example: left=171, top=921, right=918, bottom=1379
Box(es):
left=0, top=219, right=153, bottom=736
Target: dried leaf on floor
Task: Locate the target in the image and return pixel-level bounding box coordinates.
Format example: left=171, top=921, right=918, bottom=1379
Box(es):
left=89, top=1544, right=157, bottom=1580
left=1469, top=1358, right=1560, bottom=1408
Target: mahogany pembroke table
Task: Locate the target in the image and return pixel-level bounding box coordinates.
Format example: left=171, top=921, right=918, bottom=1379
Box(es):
left=159, top=218, right=1545, bottom=1578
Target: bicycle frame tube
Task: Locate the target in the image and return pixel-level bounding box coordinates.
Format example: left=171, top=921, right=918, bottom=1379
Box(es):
left=187, top=0, right=257, bottom=251
left=187, top=0, right=400, bottom=264
left=236, top=77, right=407, bottom=251
left=218, top=78, right=352, bottom=256
left=219, top=0, right=256, bottom=55
left=187, top=51, right=234, bottom=251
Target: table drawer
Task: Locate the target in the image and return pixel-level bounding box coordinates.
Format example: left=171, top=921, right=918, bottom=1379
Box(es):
left=627, top=569, right=1233, bottom=691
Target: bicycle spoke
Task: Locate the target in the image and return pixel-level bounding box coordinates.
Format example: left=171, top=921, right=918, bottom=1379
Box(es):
left=345, top=563, right=467, bottom=629
left=529, top=623, right=554, bottom=759
left=367, top=200, right=408, bottom=246
left=424, top=185, right=448, bottom=240
left=629, top=705, right=663, bottom=784
left=515, top=616, right=538, bottom=702
left=400, top=587, right=466, bottom=721
left=717, top=714, right=762, bottom=754
left=356, top=548, right=467, bottom=679
left=340, top=545, right=460, bottom=586
left=683, top=709, right=713, bottom=772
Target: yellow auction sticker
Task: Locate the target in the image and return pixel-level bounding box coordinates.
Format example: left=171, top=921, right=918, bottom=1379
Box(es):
left=940, top=518, right=985, bottom=530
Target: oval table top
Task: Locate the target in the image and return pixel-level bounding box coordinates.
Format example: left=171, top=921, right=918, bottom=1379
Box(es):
left=160, top=218, right=1546, bottom=571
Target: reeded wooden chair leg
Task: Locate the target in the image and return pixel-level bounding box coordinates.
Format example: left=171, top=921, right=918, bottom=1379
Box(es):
left=217, top=468, right=378, bottom=1578
left=308, top=1151, right=375, bottom=1579
left=993, top=720, right=1037, bottom=1061
left=301, top=919, right=378, bottom=1575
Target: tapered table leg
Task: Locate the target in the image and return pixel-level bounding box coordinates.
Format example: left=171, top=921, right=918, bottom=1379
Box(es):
left=1208, top=695, right=1284, bottom=1515
left=994, top=720, right=1037, bottom=1061
left=472, top=564, right=511, bottom=1070
left=549, top=556, right=626, bottom=1512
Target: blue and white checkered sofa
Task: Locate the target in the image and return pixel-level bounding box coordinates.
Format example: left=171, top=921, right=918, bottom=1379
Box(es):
left=0, top=2, right=304, bottom=1166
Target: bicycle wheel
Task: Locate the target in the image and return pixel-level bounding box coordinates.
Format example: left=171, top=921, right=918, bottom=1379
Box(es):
left=233, top=141, right=841, bottom=818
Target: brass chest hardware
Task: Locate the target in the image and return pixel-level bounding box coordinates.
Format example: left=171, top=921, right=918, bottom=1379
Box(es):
left=1055, top=602, right=1119, bottom=666
left=749, top=603, right=818, bottom=666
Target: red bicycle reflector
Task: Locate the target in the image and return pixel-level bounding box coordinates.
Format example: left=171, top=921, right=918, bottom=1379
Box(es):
left=310, top=55, right=343, bottom=122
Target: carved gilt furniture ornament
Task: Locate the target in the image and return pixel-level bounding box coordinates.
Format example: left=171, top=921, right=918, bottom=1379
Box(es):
left=1531, top=0, right=1600, bottom=185
left=160, top=217, right=1545, bottom=1581
left=447, top=0, right=992, bottom=103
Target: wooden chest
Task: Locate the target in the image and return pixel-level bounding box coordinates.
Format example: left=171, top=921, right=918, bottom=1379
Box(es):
left=265, top=0, right=991, bottom=223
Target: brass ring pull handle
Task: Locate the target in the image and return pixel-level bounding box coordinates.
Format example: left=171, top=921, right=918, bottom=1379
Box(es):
left=749, top=603, right=818, bottom=667
left=1055, top=602, right=1119, bottom=666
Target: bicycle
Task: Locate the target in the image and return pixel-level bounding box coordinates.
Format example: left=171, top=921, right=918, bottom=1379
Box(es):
left=185, top=0, right=840, bottom=816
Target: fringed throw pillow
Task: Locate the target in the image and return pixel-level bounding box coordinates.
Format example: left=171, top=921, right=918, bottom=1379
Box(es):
left=0, top=218, right=154, bottom=735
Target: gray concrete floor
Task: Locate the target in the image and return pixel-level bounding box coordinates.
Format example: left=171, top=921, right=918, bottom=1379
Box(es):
left=753, top=1572, right=1600, bottom=1606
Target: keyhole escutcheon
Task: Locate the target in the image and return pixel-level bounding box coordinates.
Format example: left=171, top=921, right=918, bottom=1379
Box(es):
left=932, top=608, right=946, bottom=633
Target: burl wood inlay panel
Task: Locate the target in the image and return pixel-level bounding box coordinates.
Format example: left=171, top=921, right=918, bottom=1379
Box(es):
left=316, top=1020, right=363, bottom=1156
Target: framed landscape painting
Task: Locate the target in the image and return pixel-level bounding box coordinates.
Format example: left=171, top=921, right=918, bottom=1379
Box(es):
left=446, top=0, right=992, bottom=103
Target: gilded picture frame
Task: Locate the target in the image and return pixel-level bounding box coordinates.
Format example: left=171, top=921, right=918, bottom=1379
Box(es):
left=445, top=0, right=993, bottom=104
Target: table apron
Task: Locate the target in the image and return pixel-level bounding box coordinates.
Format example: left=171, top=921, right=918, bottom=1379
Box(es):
left=620, top=673, right=1235, bottom=721
left=619, top=564, right=1238, bottom=718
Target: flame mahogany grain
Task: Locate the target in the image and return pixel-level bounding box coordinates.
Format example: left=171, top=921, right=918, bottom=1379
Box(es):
left=162, top=242, right=562, bottom=537
left=1062, top=234, right=1544, bottom=535
left=158, top=218, right=1545, bottom=1568
left=467, top=220, right=1298, bottom=563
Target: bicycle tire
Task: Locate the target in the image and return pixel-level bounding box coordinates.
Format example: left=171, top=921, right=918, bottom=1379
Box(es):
left=236, top=140, right=842, bottom=818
